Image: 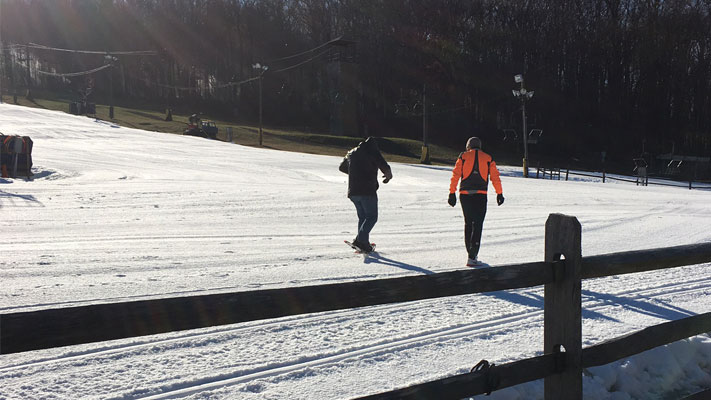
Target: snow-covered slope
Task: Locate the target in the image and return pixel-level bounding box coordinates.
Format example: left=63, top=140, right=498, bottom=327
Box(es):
left=1, top=104, right=710, bottom=399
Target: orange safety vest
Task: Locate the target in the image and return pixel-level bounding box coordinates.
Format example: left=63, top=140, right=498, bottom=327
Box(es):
left=449, top=149, right=503, bottom=195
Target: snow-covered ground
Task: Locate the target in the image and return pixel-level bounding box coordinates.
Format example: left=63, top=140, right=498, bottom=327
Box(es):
left=1, top=103, right=710, bottom=399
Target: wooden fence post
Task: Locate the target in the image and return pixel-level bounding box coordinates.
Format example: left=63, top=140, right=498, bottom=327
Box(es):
left=544, top=214, right=582, bottom=399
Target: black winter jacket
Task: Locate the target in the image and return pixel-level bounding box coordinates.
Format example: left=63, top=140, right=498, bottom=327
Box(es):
left=339, top=137, right=393, bottom=197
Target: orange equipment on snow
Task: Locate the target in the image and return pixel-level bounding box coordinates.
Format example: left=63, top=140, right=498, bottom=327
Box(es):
left=0, top=134, right=33, bottom=179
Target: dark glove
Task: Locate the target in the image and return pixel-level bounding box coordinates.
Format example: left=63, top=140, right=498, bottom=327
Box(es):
left=448, top=193, right=457, bottom=207
left=382, top=175, right=391, bottom=184
left=497, top=193, right=505, bottom=206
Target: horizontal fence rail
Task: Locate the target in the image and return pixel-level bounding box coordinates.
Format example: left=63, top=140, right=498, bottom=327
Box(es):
left=1, top=261, right=553, bottom=354
left=534, top=164, right=711, bottom=190
left=582, top=242, right=711, bottom=279
left=582, top=312, right=711, bottom=368
left=355, top=353, right=563, bottom=400
left=5, top=242, right=710, bottom=355
left=356, top=312, right=711, bottom=399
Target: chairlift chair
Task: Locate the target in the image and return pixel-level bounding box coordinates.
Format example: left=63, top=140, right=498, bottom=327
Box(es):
left=527, top=129, right=543, bottom=144
left=502, top=129, right=518, bottom=141
left=665, top=159, right=683, bottom=176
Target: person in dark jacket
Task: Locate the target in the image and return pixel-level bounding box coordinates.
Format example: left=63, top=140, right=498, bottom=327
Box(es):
left=449, top=136, right=504, bottom=266
left=339, top=137, right=393, bottom=252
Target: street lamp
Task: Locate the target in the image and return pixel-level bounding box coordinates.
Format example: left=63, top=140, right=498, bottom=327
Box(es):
left=252, top=63, right=268, bottom=146
left=512, top=74, right=534, bottom=177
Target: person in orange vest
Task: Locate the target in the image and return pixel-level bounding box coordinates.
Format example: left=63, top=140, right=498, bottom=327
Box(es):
left=449, top=136, right=504, bottom=266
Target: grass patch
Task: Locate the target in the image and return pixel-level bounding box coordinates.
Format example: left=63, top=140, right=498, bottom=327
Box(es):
left=1, top=92, right=461, bottom=165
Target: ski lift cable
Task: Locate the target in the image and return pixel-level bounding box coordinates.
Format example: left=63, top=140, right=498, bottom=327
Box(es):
left=166, top=47, right=330, bottom=91
left=264, top=36, right=343, bottom=64
left=269, top=47, right=332, bottom=74
left=21, top=38, right=330, bottom=92
left=147, top=80, right=205, bottom=92
left=36, top=64, right=112, bottom=77
left=216, top=75, right=260, bottom=88
left=139, top=44, right=329, bottom=92
left=27, top=43, right=156, bottom=56
left=146, top=74, right=261, bottom=92
left=0, top=44, right=25, bottom=51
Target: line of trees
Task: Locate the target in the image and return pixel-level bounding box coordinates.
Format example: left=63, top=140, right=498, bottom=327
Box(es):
left=1, top=0, right=710, bottom=170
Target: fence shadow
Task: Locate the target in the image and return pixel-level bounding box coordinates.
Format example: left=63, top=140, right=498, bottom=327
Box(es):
left=0, top=190, right=42, bottom=208
left=484, top=290, right=619, bottom=322
left=485, top=289, right=695, bottom=322
left=363, top=253, right=435, bottom=275
left=582, top=289, right=696, bottom=320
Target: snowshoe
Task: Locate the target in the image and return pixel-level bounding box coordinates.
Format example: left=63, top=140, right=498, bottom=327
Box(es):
left=467, top=257, right=483, bottom=267
left=345, top=240, right=376, bottom=254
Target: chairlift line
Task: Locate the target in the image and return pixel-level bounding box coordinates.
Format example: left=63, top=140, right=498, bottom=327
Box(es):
left=140, top=46, right=328, bottom=92
left=269, top=47, right=332, bottom=74
left=36, top=63, right=112, bottom=78
left=265, top=36, right=343, bottom=64
left=27, top=43, right=157, bottom=56
left=0, top=43, right=24, bottom=51
left=14, top=38, right=337, bottom=95
left=146, top=74, right=263, bottom=92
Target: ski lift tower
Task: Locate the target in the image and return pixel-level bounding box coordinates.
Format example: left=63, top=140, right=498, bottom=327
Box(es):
left=512, top=74, right=534, bottom=177
left=326, top=38, right=358, bottom=137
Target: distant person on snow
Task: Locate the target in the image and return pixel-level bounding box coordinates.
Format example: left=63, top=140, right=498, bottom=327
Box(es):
left=448, top=136, right=504, bottom=266
left=339, top=137, right=393, bottom=253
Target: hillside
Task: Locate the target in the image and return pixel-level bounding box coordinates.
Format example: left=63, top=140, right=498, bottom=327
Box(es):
left=1, top=103, right=710, bottom=399
left=0, top=92, right=462, bottom=165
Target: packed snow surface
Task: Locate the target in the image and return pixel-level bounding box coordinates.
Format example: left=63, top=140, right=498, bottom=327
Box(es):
left=1, top=104, right=710, bottom=399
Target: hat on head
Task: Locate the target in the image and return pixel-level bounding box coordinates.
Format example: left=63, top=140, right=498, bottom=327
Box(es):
left=466, top=136, right=482, bottom=150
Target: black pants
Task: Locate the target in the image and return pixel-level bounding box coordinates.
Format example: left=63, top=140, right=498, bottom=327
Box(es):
left=460, top=194, right=487, bottom=259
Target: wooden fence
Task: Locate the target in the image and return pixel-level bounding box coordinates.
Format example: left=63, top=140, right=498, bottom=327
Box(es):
left=536, top=164, right=711, bottom=190
left=2, top=214, right=711, bottom=399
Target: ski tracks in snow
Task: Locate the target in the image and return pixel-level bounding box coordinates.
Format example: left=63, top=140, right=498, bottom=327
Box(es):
left=2, top=271, right=708, bottom=399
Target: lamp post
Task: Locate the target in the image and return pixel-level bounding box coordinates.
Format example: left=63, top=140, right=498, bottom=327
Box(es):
left=24, top=45, right=31, bottom=100
left=252, top=63, right=268, bottom=146
left=512, top=74, right=534, bottom=178
left=421, top=83, right=430, bottom=164
left=105, top=54, right=117, bottom=119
